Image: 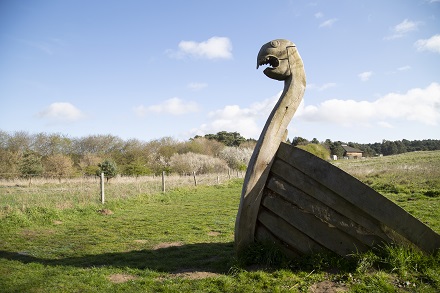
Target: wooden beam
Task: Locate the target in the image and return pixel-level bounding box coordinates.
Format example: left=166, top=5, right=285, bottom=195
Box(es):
left=276, top=142, right=440, bottom=253
left=266, top=176, right=386, bottom=248
left=262, top=191, right=369, bottom=256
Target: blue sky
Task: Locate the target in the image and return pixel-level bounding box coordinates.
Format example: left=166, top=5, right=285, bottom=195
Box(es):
left=1, top=0, right=439, bottom=144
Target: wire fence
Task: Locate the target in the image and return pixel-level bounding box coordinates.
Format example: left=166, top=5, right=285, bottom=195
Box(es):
left=0, top=171, right=245, bottom=211
left=0, top=170, right=245, bottom=187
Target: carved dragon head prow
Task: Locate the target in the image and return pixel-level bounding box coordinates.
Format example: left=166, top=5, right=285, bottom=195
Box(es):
left=235, top=38, right=306, bottom=253
left=256, top=39, right=296, bottom=81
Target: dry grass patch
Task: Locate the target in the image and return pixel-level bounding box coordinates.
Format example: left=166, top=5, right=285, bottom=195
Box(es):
left=153, top=242, right=184, bottom=250
left=207, top=231, right=220, bottom=236
left=133, top=239, right=148, bottom=244
left=97, top=209, right=113, bottom=215
left=108, top=273, right=138, bottom=284
left=172, top=269, right=221, bottom=280
left=308, top=280, right=347, bottom=292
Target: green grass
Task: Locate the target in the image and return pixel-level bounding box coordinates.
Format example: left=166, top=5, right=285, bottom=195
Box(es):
left=334, top=151, right=440, bottom=233
left=1, top=151, right=440, bottom=292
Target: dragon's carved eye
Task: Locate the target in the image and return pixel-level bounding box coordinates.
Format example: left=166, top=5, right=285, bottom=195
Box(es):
left=270, top=40, right=280, bottom=48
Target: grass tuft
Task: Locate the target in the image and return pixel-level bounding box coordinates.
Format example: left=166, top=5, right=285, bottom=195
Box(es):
left=0, top=152, right=440, bottom=291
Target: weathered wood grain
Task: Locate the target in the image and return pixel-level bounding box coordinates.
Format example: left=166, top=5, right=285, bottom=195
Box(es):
left=235, top=41, right=306, bottom=253
left=257, top=207, right=326, bottom=254
left=275, top=143, right=440, bottom=253
left=235, top=39, right=440, bottom=258
left=269, top=158, right=394, bottom=243
left=266, top=176, right=386, bottom=248
left=255, top=224, right=301, bottom=259
left=262, top=190, right=369, bottom=256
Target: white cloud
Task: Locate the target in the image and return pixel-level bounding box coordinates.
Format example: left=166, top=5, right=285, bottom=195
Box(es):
left=295, top=82, right=440, bottom=126
left=187, top=82, right=208, bottom=91
left=314, top=12, right=323, bottom=18
left=191, top=93, right=280, bottom=138
left=358, top=71, right=373, bottom=81
left=168, top=36, right=232, bottom=60
left=37, top=102, right=84, bottom=122
left=191, top=83, right=440, bottom=139
left=394, top=19, right=419, bottom=34
left=319, top=18, right=338, bottom=28
left=377, top=121, right=394, bottom=128
left=385, top=19, right=422, bottom=40
left=414, top=34, right=440, bottom=53
left=397, top=65, right=411, bottom=71
left=134, top=97, right=199, bottom=116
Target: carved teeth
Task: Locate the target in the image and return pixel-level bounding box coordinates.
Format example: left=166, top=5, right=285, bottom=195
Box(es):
left=257, top=56, right=279, bottom=69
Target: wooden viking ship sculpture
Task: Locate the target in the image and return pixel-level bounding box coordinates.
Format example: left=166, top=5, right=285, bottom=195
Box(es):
left=234, top=39, right=440, bottom=257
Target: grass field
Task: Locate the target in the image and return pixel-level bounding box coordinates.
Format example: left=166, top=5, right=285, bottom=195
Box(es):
left=1, top=151, right=440, bottom=292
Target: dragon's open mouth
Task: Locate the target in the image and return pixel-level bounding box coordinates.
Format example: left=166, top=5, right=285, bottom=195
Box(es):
left=257, top=55, right=279, bottom=69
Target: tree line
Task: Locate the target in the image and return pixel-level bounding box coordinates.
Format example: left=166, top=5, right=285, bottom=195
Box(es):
left=2, top=129, right=439, bottom=181
left=291, top=137, right=440, bottom=157
left=0, top=130, right=255, bottom=180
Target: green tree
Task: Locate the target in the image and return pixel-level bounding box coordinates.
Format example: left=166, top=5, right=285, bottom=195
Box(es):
left=203, top=131, right=246, bottom=147
left=123, top=160, right=152, bottom=177
left=329, top=141, right=345, bottom=158
left=381, top=140, right=398, bottom=156
left=291, top=136, right=309, bottom=146
left=311, top=137, right=320, bottom=144
left=0, top=149, right=20, bottom=179
left=395, top=140, right=407, bottom=154
left=97, top=160, right=118, bottom=182
left=19, top=151, right=43, bottom=185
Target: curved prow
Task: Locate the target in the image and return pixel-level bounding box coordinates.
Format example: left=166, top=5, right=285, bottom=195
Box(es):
left=235, top=40, right=306, bottom=253
left=235, top=39, right=440, bottom=257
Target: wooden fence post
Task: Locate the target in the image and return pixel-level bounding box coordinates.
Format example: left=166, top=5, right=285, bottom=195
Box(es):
left=100, top=172, right=105, bottom=204
left=162, top=171, right=165, bottom=193
left=193, top=171, right=197, bottom=186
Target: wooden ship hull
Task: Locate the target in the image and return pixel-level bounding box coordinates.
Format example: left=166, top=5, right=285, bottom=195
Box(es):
left=255, top=142, right=440, bottom=256
left=235, top=39, right=440, bottom=257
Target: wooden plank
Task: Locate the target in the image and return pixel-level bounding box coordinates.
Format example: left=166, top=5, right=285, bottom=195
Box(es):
left=262, top=191, right=369, bottom=256
left=266, top=176, right=386, bottom=248
left=257, top=208, right=325, bottom=254
left=255, top=225, right=301, bottom=259
left=270, top=158, right=394, bottom=243
left=276, top=142, right=440, bottom=252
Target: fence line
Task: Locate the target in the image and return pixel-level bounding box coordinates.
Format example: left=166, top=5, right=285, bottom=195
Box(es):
left=0, top=171, right=246, bottom=211
left=0, top=171, right=245, bottom=202
left=0, top=170, right=245, bottom=185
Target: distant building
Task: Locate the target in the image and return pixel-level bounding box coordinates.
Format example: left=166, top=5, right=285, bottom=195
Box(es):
left=341, top=145, right=363, bottom=159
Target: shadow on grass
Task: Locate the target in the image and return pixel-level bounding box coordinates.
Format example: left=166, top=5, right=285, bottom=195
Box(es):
left=0, top=242, right=235, bottom=273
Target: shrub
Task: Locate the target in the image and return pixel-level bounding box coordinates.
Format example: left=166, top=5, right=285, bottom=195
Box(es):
left=122, top=161, right=152, bottom=177
left=97, top=160, right=118, bottom=182
left=219, top=147, right=253, bottom=170
left=296, top=143, right=330, bottom=160
left=43, top=154, right=74, bottom=182
left=78, top=153, right=102, bottom=175
left=169, top=152, right=228, bottom=174
left=19, top=151, right=43, bottom=184
left=424, top=189, right=440, bottom=198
